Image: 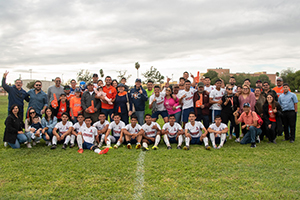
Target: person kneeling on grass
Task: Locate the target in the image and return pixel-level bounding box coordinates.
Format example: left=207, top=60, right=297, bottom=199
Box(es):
left=51, top=112, right=73, bottom=150
left=93, top=112, right=109, bottom=148
left=184, top=112, right=210, bottom=150
left=71, top=114, right=86, bottom=148
left=234, top=103, right=262, bottom=148
left=28, top=115, right=43, bottom=146
left=122, top=115, right=143, bottom=149
left=105, top=113, right=125, bottom=149
left=77, top=117, right=109, bottom=154
left=140, top=114, right=162, bottom=151
left=207, top=115, right=228, bottom=149
left=162, top=114, right=184, bottom=150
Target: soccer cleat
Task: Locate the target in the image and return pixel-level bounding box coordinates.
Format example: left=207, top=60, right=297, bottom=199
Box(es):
left=62, top=144, right=67, bottom=150
left=152, top=146, right=158, bottom=150
left=113, top=145, right=118, bottom=149
left=142, top=147, right=149, bottom=151
left=235, top=138, right=240, bottom=143
left=97, top=143, right=102, bottom=148
left=51, top=144, right=57, bottom=149
left=127, top=144, right=132, bottom=149
left=250, top=143, right=256, bottom=148
left=167, top=146, right=172, bottom=150
left=27, top=143, right=32, bottom=149
left=183, top=146, right=189, bottom=150
left=70, top=143, right=75, bottom=148
left=213, top=144, right=217, bottom=149
left=136, top=144, right=141, bottom=149
left=205, top=145, right=211, bottom=150
left=77, top=148, right=84, bottom=154
left=177, top=146, right=182, bottom=149
left=99, top=147, right=109, bottom=154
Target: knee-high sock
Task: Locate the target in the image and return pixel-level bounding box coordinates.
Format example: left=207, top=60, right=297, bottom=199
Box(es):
left=99, top=134, right=105, bottom=146
left=220, top=134, right=226, bottom=146
left=70, top=135, right=76, bottom=144
left=107, top=137, right=111, bottom=147
left=94, top=148, right=101, bottom=154
left=163, top=134, right=170, bottom=147
left=64, top=135, right=71, bottom=145
left=77, top=135, right=83, bottom=149
left=185, top=137, right=190, bottom=146
left=52, top=136, right=57, bottom=145
left=178, top=135, right=183, bottom=146
left=203, top=137, right=209, bottom=146
left=116, top=140, right=121, bottom=146
left=210, top=133, right=216, bottom=146
left=154, top=135, right=161, bottom=146
left=142, top=142, right=148, bottom=148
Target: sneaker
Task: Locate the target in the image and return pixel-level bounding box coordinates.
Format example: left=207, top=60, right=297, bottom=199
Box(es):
left=212, top=144, right=217, bottom=149
left=4, top=142, right=7, bottom=147
left=32, top=141, right=36, bottom=146
left=205, top=145, right=211, bottom=150
left=27, top=143, right=32, bottom=149
left=142, top=146, right=149, bottom=151
left=51, top=144, right=57, bottom=149
left=77, top=148, right=84, bottom=154
left=36, top=140, right=40, bottom=144
left=62, top=144, right=67, bottom=150
left=177, top=146, right=182, bottom=149
left=127, top=144, right=132, bottom=149
left=250, top=143, right=256, bottom=148
left=256, top=136, right=260, bottom=143
left=229, top=135, right=232, bottom=140
left=70, top=143, right=75, bottom=148
left=290, top=140, right=294, bottom=143
left=99, top=147, right=109, bottom=154
left=47, top=142, right=52, bottom=146
left=136, top=144, right=141, bottom=149
left=97, top=143, right=103, bottom=148
left=183, top=146, right=189, bottom=150
left=167, top=146, right=172, bottom=150
left=113, top=145, right=118, bottom=149
left=45, top=141, right=49, bottom=146
left=235, top=138, right=240, bottom=143
left=272, top=140, right=277, bottom=144
left=217, top=145, right=223, bottom=149
left=24, top=141, right=28, bottom=145
left=152, top=146, right=158, bottom=150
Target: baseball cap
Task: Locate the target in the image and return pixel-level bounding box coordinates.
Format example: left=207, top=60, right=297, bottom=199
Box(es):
left=60, top=93, right=66, bottom=97
left=93, top=73, right=98, bottom=77
left=135, top=78, right=142, bottom=82
left=277, top=78, right=283, bottom=81
left=197, top=82, right=204, bottom=87
left=117, top=83, right=125, bottom=88
left=243, top=102, right=250, bottom=107
left=64, top=85, right=70, bottom=90
left=75, top=88, right=81, bottom=93
left=256, top=80, right=262, bottom=83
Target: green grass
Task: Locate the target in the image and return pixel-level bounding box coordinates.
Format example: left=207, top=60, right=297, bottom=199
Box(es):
left=0, top=95, right=300, bottom=199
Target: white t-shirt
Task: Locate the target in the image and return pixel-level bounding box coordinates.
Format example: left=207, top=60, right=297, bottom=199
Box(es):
left=141, top=122, right=161, bottom=137
left=79, top=126, right=97, bottom=144
left=55, top=121, right=73, bottom=135
left=162, top=122, right=182, bottom=138
left=73, top=122, right=86, bottom=133
left=209, top=88, right=225, bottom=110
left=93, top=120, right=110, bottom=131
left=124, top=123, right=142, bottom=134
left=108, top=121, right=126, bottom=137
left=208, top=123, right=228, bottom=137
left=185, top=121, right=205, bottom=138
left=177, top=88, right=197, bottom=110
left=204, top=85, right=215, bottom=93
left=232, top=85, right=237, bottom=94
left=149, top=92, right=166, bottom=111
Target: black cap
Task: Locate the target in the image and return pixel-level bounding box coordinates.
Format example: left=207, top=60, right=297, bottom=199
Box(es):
left=256, top=80, right=262, bottom=83
left=64, top=85, right=70, bottom=90
left=93, top=73, right=98, bottom=77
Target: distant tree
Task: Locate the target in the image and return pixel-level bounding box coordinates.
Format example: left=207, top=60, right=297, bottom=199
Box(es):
left=116, top=70, right=132, bottom=83
left=283, top=69, right=300, bottom=92
left=203, top=70, right=219, bottom=84
left=142, top=66, right=164, bottom=84
left=77, top=69, right=93, bottom=83
left=281, top=68, right=295, bottom=84
left=219, top=74, right=231, bottom=85
left=135, top=62, right=140, bottom=78
left=99, top=69, right=104, bottom=78
left=26, top=81, right=36, bottom=90
left=276, top=72, right=280, bottom=77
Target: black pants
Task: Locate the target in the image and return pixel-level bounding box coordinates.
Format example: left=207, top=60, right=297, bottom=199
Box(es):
left=267, top=122, right=277, bottom=141
left=221, top=113, right=240, bottom=138
left=282, top=111, right=296, bottom=141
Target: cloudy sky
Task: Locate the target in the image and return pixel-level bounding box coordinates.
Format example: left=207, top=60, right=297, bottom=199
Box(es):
left=1, top=0, right=299, bottom=85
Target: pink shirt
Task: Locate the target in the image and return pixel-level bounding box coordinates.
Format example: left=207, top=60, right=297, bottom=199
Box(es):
left=239, top=92, right=256, bottom=113
left=164, top=96, right=181, bottom=115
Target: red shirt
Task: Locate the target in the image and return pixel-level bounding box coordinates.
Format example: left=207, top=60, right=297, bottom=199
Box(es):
left=57, top=101, right=67, bottom=119
left=102, top=85, right=117, bottom=109
left=268, top=105, right=276, bottom=122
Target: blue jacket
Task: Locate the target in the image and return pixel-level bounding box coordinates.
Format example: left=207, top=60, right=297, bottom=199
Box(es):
left=129, top=87, right=148, bottom=111
left=27, top=89, right=48, bottom=116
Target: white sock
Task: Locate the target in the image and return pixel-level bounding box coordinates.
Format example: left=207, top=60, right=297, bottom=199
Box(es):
left=154, top=135, right=161, bottom=146
left=99, top=134, right=105, bottom=146
left=178, top=135, right=183, bottom=146
left=52, top=136, right=57, bottom=145
left=163, top=135, right=170, bottom=147
left=185, top=137, right=190, bottom=146
left=70, top=135, right=76, bottom=144
left=64, top=135, right=71, bottom=145
left=94, top=148, right=101, bottom=154
left=203, top=137, right=209, bottom=146
left=220, top=134, right=226, bottom=146
left=137, top=142, right=141, bottom=145
left=77, top=135, right=83, bottom=149
left=116, top=141, right=121, bottom=146
left=210, top=133, right=216, bottom=146
left=142, top=142, right=148, bottom=148
left=107, top=137, right=111, bottom=147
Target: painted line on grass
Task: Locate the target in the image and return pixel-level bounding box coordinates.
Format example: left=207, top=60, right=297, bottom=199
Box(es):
left=133, top=151, right=145, bottom=200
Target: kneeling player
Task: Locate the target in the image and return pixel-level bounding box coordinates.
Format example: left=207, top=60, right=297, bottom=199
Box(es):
left=162, top=114, right=184, bottom=149
left=105, top=113, right=125, bottom=149
left=184, top=112, right=210, bottom=150
left=51, top=112, right=73, bottom=150
left=122, top=115, right=142, bottom=149
left=207, top=115, right=228, bottom=149
left=71, top=114, right=86, bottom=148
left=140, top=114, right=162, bottom=151
left=77, top=117, right=109, bottom=154
left=93, top=112, right=109, bottom=148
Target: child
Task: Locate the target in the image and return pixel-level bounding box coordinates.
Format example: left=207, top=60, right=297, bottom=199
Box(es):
left=30, top=116, right=43, bottom=145
left=95, top=86, right=113, bottom=105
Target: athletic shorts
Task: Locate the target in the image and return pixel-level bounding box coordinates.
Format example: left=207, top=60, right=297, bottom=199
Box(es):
left=152, top=110, right=168, bottom=119
left=147, top=136, right=156, bottom=144
left=83, top=141, right=95, bottom=150
left=168, top=137, right=177, bottom=144
left=182, top=107, right=194, bottom=123
left=215, top=137, right=227, bottom=145
left=190, top=137, right=203, bottom=145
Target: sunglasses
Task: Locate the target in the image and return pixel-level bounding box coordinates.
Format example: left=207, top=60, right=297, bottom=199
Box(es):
left=35, top=84, right=41, bottom=86
left=227, top=88, right=233, bottom=90
left=243, top=88, right=249, bottom=90
left=30, top=112, right=35, bottom=114
left=166, top=89, right=171, bottom=91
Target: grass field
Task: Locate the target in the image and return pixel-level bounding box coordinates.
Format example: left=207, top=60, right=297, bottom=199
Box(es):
left=0, top=95, right=299, bottom=199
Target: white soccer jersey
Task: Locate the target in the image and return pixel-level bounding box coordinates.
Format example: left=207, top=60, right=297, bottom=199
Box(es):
left=55, top=121, right=73, bottom=135
left=93, top=120, right=110, bottom=131
left=204, top=85, right=215, bottom=93
left=209, top=88, right=225, bottom=110
left=124, top=124, right=142, bottom=134
left=232, top=85, right=237, bottom=94
left=79, top=126, right=97, bottom=144
left=162, top=122, right=182, bottom=138
left=141, top=122, right=161, bottom=137
left=185, top=121, right=205, bottom=138
left=177, top=88, right=197, bottom=110
left=73, top=122, right=86, bottom=133
left=149, top=92, right=166, bottom=111
left=209, top=123, right=227, bottom=137
left=108, top=121, right=126, bottom=137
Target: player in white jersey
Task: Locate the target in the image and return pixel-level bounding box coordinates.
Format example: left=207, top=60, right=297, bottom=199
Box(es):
left=178, top=80, right=197, bottom=127
left=209, top=79, right=226, bottom=123
left=140, top=114, right=162, bottom=151
left=105, top=113, right=125, bottom=149
left=70, top=114, right=86, bottom=148
left=204, top=77, right=215, bottom=93
left=149, top=85, right=169, bottom=123
left=122, top=115, right=142, bottom=149
left=51, top=113, right=73, bottom=150
left=162, top=114, right=184, bottom=149
left=184, top=112, right=210, bottom=150
left=93, top=112, right=110, bottom=148
left=77, top=117, right=109, bottom=154
left=207, top=115, right=228, bottom=149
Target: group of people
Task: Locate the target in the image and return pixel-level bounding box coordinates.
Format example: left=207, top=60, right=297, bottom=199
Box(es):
left=2, top=70, right=298, bottom=152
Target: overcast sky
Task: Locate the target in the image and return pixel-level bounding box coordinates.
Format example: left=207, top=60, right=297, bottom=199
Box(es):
left=1, top=0, right=299, bottom=85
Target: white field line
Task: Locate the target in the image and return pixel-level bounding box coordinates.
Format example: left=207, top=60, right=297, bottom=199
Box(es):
left=133, top=151, right=146, bottom=200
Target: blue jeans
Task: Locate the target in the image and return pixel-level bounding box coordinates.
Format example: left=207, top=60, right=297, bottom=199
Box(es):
left=102, top=109, right=114, bottom=122
left=211, top=110, right=221, bottom=123
left=174, top=111, right=181, bottom=124
left=240, top=126, right=262, bottom=144
left=8, top=134, right=28, bottom=149
left=71, top=117, right=78, bottom=124
left=25, top=132, right=42, bottom=143
left=42, top=128, right=53, bottom=141
left=135, top=111, right=145, bottom=125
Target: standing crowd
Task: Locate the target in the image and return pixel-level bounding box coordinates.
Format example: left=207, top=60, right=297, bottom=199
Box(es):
left=2, top=70, right=298, bottom=153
